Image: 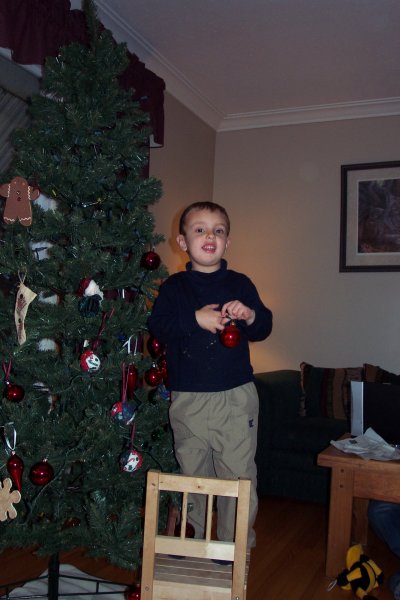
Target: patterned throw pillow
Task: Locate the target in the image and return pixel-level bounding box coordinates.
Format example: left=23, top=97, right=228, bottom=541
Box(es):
left=363, top=363, right=400, bottom=385
left=300, top=362, right=363, bottom=420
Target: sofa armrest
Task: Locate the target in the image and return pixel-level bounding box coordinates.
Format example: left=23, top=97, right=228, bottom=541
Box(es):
left=254, top=370, right=303, bottom=431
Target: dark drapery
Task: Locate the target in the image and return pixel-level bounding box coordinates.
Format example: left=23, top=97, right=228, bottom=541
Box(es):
left=0, top=0, right=164, bottom=145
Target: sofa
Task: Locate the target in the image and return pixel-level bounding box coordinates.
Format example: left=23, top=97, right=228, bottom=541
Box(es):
left=254, top=362, right=400, bottom=504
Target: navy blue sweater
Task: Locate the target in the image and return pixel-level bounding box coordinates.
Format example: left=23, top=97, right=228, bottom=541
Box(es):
left=148, top=260, right=273, bottom=392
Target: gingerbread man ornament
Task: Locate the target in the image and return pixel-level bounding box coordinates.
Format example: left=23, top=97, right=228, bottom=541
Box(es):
left=0, top=176, right=40, bottom=226
left=0, top=478, right=21, bottom=521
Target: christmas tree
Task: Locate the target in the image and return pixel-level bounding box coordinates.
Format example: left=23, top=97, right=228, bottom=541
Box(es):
left=0, top=0, right=176, bottom=571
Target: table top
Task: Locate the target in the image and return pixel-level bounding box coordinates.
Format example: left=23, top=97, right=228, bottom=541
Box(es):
left=317, top=438, right=400, bottom=472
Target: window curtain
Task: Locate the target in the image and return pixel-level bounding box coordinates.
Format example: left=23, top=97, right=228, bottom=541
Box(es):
left=0, top=0, right=165, bottom=145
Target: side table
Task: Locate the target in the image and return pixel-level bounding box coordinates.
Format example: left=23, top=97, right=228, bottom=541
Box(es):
left=317, top=439, right=400, bottom=577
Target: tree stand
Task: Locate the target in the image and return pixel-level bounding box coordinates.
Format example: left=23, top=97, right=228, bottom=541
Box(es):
left=0, top=552, right=130, bottom=599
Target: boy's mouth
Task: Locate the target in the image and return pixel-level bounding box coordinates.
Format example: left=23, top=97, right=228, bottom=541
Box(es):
left=202, top=244, right=216, bottom=253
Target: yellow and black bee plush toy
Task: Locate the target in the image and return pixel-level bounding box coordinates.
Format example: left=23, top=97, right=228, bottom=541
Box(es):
left=336, top=544, right=384, bottom=599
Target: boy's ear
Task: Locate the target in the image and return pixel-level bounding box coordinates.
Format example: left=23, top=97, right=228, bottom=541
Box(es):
left=225, top=237, right=231, bottom=251
left=176, top=234, right=187, bottom=252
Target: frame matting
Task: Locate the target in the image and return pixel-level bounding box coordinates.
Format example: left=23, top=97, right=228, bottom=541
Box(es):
left=340, top=160, right=400, bottom=272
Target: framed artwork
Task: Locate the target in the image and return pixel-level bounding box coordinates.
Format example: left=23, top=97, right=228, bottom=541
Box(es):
left=340, top=160, right=400, bottom=272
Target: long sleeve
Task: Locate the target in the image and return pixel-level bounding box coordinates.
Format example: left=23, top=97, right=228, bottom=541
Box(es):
left=239, top=276, right=272, bottom=342
left=148, top=274, right=199, bottom=343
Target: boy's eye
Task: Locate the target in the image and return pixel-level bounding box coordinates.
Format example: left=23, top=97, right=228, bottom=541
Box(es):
left=195, top=227, right=204, bottom=233
left=215, top=228, right=226, bottom=235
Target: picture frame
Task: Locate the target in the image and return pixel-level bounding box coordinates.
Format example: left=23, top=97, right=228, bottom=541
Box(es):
left=340, top=160, right=400, bottom=272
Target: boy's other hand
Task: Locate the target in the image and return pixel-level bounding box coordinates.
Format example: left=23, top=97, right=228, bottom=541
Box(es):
left=221, top=300, right=255, bottom=326
left=195, top=304, right=227, bottom=333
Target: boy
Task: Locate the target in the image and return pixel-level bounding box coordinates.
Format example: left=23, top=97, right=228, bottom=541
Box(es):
left=148, top=201, right=272, bottom=549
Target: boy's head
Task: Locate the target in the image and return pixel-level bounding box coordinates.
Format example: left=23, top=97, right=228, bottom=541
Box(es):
left=177, top=201, right=231, bottom=272
left=178, top=201, right=230, bottom=236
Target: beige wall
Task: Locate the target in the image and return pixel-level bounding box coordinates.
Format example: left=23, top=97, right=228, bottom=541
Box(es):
left=149, top=92, right=216, bottom=273
left=150, top=94, right=400, bottom=375
left=213, top=116, right=400, bottom=374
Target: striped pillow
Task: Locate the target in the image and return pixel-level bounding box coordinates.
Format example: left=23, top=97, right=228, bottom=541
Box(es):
left=363, top=363, right=400, bottom=385
left=300, top=362, right=363, bottom=420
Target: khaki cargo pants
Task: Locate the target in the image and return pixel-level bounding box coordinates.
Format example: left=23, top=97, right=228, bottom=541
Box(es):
left=169, top=381, right=258, bottom=547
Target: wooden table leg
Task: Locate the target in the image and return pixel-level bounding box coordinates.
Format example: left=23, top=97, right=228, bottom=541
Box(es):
left=352, top=498, right=369, bottom=546
left=325, top=466, right=354, bottom=577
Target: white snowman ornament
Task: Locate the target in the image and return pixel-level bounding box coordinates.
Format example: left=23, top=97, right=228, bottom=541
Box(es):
left=120, top=449, right=143, bottom=473
left=80, top=349, right=101, bottom=372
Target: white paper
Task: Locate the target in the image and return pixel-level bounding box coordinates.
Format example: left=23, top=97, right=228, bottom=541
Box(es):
left=330, top=427, right=400, bottom=461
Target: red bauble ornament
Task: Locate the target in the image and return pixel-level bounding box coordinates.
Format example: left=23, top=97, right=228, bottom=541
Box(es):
left=7, top=452, right=24, bottom=491
left=144, top=366, right=163, bottom=387
left=127, top=364, right=138, bottom=400
left=147, top=335, right=165, bottom=358
left=125, top=585, right=141, bottom=600
left=220, top=322, right=241, bottom=348
left=80, top=349, right=101, bottom=372
left=29, top=460, right=54, bottom=485
left=141, top=250, right=161, bottom=271
left=4, top=382, right=25, bottom=402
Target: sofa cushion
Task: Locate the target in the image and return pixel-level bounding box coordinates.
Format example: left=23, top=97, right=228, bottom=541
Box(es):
left=364, top=363, right=400, bottom=385
left=300, top=362, right=363, bottom=420
left=271, top=416, right=348, bottom=452
left=255, top=370, right=302, bottom=425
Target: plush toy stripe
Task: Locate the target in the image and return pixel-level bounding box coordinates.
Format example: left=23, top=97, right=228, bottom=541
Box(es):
left=336, top=544, right=383, bottom=599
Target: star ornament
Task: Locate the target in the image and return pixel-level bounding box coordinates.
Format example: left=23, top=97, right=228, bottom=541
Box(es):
left=0, top=477, right=21, bottom=521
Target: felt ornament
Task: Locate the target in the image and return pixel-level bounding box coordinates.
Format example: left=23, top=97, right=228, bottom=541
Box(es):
left=77, top=278, right=104, bottom=317
left=335, top=544, right=383, bottom=599
left=15, top=277, right=37, bottom=345
left=0, top=478, right=21, bottom=521
left=77, top=278, right=104, bottom=300
left=0, top=176, right=40, bottom=226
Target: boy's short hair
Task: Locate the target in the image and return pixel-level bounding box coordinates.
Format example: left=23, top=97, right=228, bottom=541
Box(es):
left=179, top=201, right=230, bottom=235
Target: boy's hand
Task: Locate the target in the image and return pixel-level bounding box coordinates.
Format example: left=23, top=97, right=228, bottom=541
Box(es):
left=195, top=304, right=227, bottom=333
left=221, top=300, right=255, bottom=326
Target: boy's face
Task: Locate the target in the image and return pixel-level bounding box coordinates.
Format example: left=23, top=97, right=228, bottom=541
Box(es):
left=176, top=208, right=230, bottom=272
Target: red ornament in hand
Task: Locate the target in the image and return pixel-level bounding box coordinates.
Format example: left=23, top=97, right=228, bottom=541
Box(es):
left=29, top=459, right=54, bottom=485
left=144, top=366, right=163, bottom=387
left=4, top=382, right=25, bottom=402
left=220, top=322, right=241, bottom=348
left=141, top=250, right=161, bottom=270
left=7, top=452, right=24, bottom=491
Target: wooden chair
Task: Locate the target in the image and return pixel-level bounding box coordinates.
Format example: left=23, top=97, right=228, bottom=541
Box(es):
left=141, top=470, right=251, bottom=600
